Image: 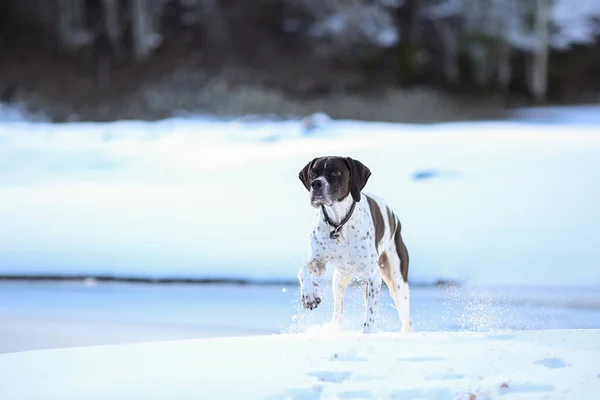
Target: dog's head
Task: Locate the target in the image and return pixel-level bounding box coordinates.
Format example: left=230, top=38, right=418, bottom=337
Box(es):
left=299, top=156, right=371, bottom=207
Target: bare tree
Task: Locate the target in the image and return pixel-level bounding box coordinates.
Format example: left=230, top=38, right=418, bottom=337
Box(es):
left=420, top=0, right=463, bottom=85
left=496, top=38, right=512, bottom=91
left=197, top=0, right=230, bottom=46
left=57, top=0, right=91, bottom=51
left=131, top=0, right=152, bottom=59
left=434, top=18, right=461, bottom=84
left=302, top=0, right=401, bottom=61
left=102, top=0, right=121, bottom=51
left=93, top=0, right=124, bottom=88
left=529, top=0, right=551, bottom=101
left=491, top=0, right=518, bottom=91
left=130, top=0, right=166, bottom=60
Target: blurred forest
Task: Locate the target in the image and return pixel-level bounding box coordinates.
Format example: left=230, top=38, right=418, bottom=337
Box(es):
left=1, top=0, right=599, bottom=122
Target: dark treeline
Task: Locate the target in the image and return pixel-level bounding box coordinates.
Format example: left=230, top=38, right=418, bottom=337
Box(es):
left=1, top=0, right=599, bottom=120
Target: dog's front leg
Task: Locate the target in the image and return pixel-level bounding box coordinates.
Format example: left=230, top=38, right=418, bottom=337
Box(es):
left=362, top=265, right=382, bottom=334
left=298, top=259, right=326, bottom=310
left=332, top=270, right=351, bottom=325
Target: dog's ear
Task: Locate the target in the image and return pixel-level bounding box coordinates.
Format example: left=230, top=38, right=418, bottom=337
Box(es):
left=345, top=157, right=371, bottom=202
left=299, top=157, right=319, bottom=191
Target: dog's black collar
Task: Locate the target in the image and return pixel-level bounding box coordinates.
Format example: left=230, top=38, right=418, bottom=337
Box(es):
left=321, top=201, right=356, bottom=240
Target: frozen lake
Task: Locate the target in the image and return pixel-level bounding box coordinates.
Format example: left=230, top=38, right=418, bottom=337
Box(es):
left=2, top=104, right=600, bottom=363
left=1, top=281, right=599, bottom=354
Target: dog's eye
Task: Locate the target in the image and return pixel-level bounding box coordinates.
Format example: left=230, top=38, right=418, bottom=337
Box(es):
left=332, top=170, right=342, bottom=177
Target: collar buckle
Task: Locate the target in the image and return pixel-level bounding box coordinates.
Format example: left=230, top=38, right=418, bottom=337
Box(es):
left=329, top=226, right=342, bottom=240
left=322, top=200, right=356, bottom=242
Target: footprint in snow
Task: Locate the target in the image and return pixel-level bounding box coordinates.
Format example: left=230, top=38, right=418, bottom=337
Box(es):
left=330, top=349, right=367, bottom=362
left=265, top=385, right=323, bottom=400
left=486, top=333, right=516, bottom=341
left=306, top=370, right=352, bottom=383
left=534, top=357, right=567, bottom=369
left=498, top=382, right=554, bottom=395
left=397, top=356, right=446, bottom=362
left=352, top=374, right=378, bottom=382
left=425, top=372, right=466, bottom=381
left=337, top=390, right=373, bottom=399
left=390, top=388, right=454, bottom=400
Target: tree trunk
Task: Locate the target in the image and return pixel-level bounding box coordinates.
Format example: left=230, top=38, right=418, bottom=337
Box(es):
left=131, top=0, right=151, bottom=60
left=406, top=0, right=421, bottom=46
left=495, top=0, right=513, bottom=91
left=57, top=0, right=74, bottom=51
left=94, top=0, right=122, bottom=89
left=497, top=39, right=512, bottom=90
left=57, top=0, right=87, bottom=51
left=102, top=0, right=121, bottom=50
left=434, top=19, right=460, bottom=85
left=470, top=43, right=489, bottom=88
left=530, top=0, right=551, bottom=101
left=198, top=0, right=229, bottom=47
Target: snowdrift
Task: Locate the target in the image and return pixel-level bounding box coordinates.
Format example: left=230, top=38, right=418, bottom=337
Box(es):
left=0, top=329, right=598, bottom=399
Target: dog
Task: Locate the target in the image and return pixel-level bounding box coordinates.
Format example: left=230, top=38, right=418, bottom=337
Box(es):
left=297, top=156, right=412, bottom=333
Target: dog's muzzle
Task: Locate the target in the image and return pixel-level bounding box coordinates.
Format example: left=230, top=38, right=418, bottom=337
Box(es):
left=309, top=178, right=330, bottom=207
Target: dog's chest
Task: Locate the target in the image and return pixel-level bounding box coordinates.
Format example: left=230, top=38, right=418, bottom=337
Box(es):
left=312, top=216, right=378, bottom=273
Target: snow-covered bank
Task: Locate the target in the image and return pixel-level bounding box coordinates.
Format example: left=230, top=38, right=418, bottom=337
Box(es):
left=1, top=329, right=598, bottom=399
left=1, top=112, right=599, bottom=286
left=0, top=103, right=48, bottom=123
left=511, top=104, right=600, bottom=124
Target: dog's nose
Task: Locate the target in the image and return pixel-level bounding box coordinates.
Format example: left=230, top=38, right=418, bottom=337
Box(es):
left=311, top=180, right=323, bottom=190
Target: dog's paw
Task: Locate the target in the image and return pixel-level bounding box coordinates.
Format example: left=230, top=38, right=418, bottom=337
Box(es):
left=301, top=292, right=321, bottom=310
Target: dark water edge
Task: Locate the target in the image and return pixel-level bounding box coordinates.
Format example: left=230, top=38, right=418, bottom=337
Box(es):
left=0, top=274, right=459, bottom=288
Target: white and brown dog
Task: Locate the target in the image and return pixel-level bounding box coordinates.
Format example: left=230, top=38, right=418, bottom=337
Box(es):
left=298, top=156, right=412, bottom=333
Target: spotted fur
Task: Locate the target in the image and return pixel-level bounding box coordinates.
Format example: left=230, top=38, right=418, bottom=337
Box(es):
left=297, top=156, right=412, bottom=333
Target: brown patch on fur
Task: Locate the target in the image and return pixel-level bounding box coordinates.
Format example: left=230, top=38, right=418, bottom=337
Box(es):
left=386, top=206, right=397, bottom=236
left=378, top=251, right=390, bottom=281
left=366, top=195, right=384, bottom=249
left=394, top=220, right=409, bottom=282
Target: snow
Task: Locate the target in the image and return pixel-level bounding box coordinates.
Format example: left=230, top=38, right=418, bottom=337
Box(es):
left=420, top=0, right=463, bottom=20
left=307, top=4, right=399, bottom=48
left=0, top=329, right=598, bottom=399
left=552, top=0, right=600, bottom=49
left=509, top=0, right=600, bottom=51
left=1, top=106, right=599, bottom=398
left=421, top=0, right=600, bottom=51
left=511, top=104, right=600, bottom=124
left=1, top=108, right=600, bottom=287
left=0, top=103, right=48, bottom=123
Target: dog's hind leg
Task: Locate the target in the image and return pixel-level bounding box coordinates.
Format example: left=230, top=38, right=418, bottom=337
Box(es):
left=380, top=250, right=412, bottom=333
left=332, top=269, right=351, bottom=325
left=395, top=278, right=412, bottom=333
